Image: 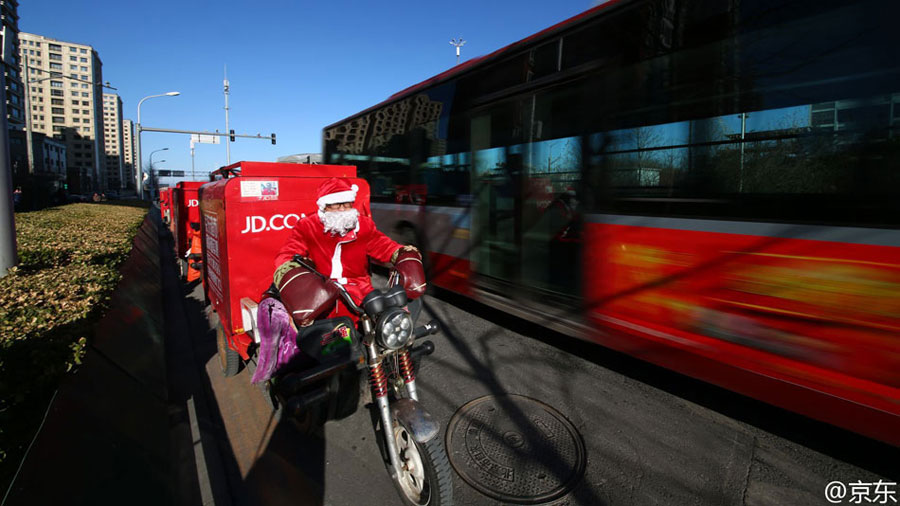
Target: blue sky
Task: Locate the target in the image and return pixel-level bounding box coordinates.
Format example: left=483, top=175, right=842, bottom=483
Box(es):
left=21, top=0, right=597, bottom=180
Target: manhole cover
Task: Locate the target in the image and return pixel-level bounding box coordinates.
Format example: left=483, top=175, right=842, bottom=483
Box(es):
left=446, top=394, right=586, bottom=504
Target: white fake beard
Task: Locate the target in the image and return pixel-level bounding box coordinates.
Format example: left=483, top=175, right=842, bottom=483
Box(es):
left=320, top=208, right=359, bottom=236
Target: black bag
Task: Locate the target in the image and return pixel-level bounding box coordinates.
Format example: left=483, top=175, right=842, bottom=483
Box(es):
left=297, top=316, right=358, bottom=363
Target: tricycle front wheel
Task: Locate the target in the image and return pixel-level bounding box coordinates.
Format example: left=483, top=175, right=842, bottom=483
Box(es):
left=391, top=419, right=454, bottom=506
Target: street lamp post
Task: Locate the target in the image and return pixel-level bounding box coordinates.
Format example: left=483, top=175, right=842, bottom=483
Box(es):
left=147, top=148, right=168, bottom=199
left=0, top=62, right=16, bottom=277
left=223, top=66, right=231, bottom=166
left=136, top=92, right=179, bottom=200
left=149, top=147, right=168, bottom=167
left=151, top=159, right=165, bottom=198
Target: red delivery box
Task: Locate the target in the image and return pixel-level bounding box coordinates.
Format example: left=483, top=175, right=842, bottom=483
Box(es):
left=159, top=187, right=173, bottom=225
left=172, top=181, right=204, bottom=261
left=199, top=161, right=367, bottom=359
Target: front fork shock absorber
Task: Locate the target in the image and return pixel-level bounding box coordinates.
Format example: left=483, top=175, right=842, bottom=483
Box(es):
left=369, top=358, right=389, bottom=399
left=368, top=342, right=402, bottom=476
left=398, top=349, right=418, bottom=401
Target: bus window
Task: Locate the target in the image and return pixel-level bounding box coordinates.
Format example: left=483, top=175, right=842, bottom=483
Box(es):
left=472, top=143, right=516, bottom=283
left=527, top=40, right=561, bottom=81
left=418, top=152, right=471, bottom=206
left=521, top=136, right=582, bottom=296
left=585, top=0, right=900, bottom=226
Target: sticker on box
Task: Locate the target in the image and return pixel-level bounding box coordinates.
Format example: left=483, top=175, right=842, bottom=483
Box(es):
left=240, top=180, right=279, bottom=200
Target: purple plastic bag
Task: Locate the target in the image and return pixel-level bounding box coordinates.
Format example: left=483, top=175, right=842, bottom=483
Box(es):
left=276, top=327, right=300, bottom=370
left=251, top=297, right=300, bottom=384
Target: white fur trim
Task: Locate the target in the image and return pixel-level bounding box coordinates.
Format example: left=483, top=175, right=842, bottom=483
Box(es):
left=317, top=185, right=359, bottom=209
left=328, top=221, right=360, bottom=281
left=330, top=242, right=344, bottom=280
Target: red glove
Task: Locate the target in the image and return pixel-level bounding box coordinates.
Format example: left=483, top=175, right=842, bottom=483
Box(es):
left=274, top=259, right=339, bottom=328
left=393, top=246, right=426, bottom=300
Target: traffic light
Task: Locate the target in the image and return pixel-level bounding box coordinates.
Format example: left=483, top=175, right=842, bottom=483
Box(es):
left=229, top=129, right=235, bottom=142
left=271, top=133, right=276, bottom=145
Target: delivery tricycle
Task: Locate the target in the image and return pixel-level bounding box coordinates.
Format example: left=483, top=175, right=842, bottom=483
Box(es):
left=170, top=181, right=204, bottom=279
left=159, top=187, right=173, bottom=226
left=198, top=161, right=453, bottom=506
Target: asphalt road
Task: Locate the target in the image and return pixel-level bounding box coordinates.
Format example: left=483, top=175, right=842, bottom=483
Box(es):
left=179, top=278, right=898, bottom=506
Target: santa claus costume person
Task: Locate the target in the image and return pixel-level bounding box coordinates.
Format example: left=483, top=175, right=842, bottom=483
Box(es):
left=273, top=177, right=426, bottom=324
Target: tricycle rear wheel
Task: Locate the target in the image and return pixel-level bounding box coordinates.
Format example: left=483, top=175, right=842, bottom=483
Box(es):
left=216, top=322, right=241, bottom=377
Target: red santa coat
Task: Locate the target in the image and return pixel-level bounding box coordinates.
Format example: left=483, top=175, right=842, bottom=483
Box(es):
left=274, top=213, right=401, bottom=319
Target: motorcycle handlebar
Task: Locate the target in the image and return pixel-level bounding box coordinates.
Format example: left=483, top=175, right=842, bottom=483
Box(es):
left=413, top=320, right=440, bottom=338
left=290, top=255, right=428, bottom=320
left=335, top=283, right=364, bottom=315
left=291, top=255, right=365, bottom=315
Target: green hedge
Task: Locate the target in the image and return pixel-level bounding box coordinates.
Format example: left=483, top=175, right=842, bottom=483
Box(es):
left=0, top=201, right=148, bottom=486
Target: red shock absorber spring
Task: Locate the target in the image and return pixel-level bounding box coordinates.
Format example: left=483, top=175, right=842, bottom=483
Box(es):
left=398, top=349, right=416, bottom=384
left=369, top=361, right=388, bottom=398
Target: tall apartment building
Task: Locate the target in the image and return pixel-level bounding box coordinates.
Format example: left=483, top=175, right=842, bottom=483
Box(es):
left=102, top=93, right=124, bottom=189
left=2, top=0, right=24, bottom=129
left=122, top=118, right=135, bottom=190
left=18, top=32, right=106, bottom=193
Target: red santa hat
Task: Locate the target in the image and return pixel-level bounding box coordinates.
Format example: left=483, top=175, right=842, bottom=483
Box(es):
left=316, top=177, right=359, bottom=210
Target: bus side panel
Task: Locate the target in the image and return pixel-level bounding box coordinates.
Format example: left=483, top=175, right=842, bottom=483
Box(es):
left=428, top=252, right=472, bottom=296
left=371, top=203, right=473, bottom=295
left=583, top=217, right=900, bottom=445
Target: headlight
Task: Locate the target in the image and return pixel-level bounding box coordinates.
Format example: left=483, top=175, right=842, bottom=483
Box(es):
left=376, top=307, right=413, bottom=350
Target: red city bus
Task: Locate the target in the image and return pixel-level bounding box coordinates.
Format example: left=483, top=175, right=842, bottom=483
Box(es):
left=323, top=0, right=900, bottom=445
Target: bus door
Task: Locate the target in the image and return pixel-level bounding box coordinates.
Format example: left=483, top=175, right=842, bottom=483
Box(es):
left=470, top=97, right=583, bottom=300
left=471, top=107, right=522, bottom=288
